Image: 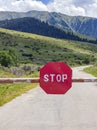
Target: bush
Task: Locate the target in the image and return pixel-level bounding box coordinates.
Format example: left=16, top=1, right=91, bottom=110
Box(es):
left=9, top=48, right=18, bottom=66
left=0, top=51, right=13, bottom=67
left=0, top=49, right=18, bottom=67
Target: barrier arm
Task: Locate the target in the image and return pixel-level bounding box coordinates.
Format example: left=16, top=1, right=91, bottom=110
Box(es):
left=0, top=78, right=97, bottom=84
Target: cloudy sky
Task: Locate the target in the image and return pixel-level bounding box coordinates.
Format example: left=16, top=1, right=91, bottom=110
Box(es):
left=0, top=0, right=97, bottom=18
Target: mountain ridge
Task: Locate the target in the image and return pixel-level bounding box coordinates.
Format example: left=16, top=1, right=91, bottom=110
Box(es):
left=0, top=10, right=97, bottom=38
left=0, top=17, right=95, bottom=44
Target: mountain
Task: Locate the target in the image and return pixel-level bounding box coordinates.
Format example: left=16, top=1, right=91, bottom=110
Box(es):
left=0, top=17, right=80, bottom=40
left=0, top=17, right=95, bottom=43
left=0, top=11, right=97, bottom=39
left=0, top=28, right=97, bottom=66
left=69, top=16, right=97, bottom=39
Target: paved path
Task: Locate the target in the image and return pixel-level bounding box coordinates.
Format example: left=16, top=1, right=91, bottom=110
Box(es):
left=0, top=66, right=97, bottom=130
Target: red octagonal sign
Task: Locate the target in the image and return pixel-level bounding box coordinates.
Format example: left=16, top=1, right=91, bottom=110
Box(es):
left=40, top=62, right=72, bottom=94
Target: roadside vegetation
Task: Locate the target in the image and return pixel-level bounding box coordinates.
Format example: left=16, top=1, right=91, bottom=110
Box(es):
left=0, top=64, right=39, bottom=78
left=0, top=83, right=38, bottom=106
left=84, top=64, right=97, bottom=77
left=0, top=64, right=39, bottom=106
left=0, top=28, right=97, bottom=66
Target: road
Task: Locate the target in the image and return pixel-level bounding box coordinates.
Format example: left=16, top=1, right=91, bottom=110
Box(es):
left=0, top=66, right=97, bottom=130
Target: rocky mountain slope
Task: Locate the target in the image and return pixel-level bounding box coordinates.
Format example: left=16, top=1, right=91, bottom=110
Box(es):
left=0, top=11, right=97, bottom=38
left=0, top=17, right=95, bottom=43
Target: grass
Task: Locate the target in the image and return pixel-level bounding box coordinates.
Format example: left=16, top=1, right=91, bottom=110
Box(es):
left=0, top=70, right=39, bottom=78
left=0, top=63, right=40, bottom=78
left=0, top=64, right=39, bottom=106
left=0, top=66, right=39, bottom=106
left=84, top=65, right=97, bottom=77
left=0, top=70, right=16, bottom=78
left=0, top=67, right=39, bottom=106
left=0, top=83, right=38, bottom=106
left=23, top=71, right=39, bottom=78
left=0, top=28, right=97, bottom=66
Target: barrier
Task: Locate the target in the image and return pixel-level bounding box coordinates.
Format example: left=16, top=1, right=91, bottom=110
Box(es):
left=0, top=78, right=97, bottom=84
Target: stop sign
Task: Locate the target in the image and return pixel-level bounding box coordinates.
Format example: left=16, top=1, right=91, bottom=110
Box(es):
left=40, top=62, right=72, bottom=94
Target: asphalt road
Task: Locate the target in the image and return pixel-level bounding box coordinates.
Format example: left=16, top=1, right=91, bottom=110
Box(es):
left=0, top=66, right=97, bottom=130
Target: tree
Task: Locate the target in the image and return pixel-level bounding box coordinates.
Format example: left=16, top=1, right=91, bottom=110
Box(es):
left=8, top=48, right=18, bottom=66
left=0, top=51, right=13, bottom=67
left=83, top=56, right=90, bottom=64
left=0, top=49, right=18, bottom=67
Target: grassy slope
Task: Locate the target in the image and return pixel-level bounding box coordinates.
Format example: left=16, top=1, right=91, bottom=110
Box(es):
left=0, top=28, right=97, bottom=66
left=0, top=83, right=38, bottom=106
left=84, top=65, right=97, bottom=77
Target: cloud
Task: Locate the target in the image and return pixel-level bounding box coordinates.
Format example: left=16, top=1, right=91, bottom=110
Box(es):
left=73, top=0, right=96, bottom=7
left=0, top=0, right=48, bottom=12
left=47, top=0, right=97, bottom=18
left=47, top=0, right=85, bottom=16
left=85, top=2, right=97, bottom=17
left=0, top=0, right=97, bottom=18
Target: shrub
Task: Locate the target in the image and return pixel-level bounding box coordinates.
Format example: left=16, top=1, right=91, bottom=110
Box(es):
left=0, top=51, right=13, bottom=67
left=0, top=49, right=18, bottom=67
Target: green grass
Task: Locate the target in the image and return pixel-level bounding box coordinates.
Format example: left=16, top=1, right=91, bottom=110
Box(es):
left=0, top=67, right=39, bottom=106
left=0, top=63, right=40, bottom=78
left=0, top=83, right=38, bottom=106
left=23, top=71, right=39, bottom=78
left=0, top=70, right=39, bottom=78
left=0, top=28, right=97, bottom=66
left=84, top=65, right=97, bottom=77
left=0, top=70, right=16, bottom=78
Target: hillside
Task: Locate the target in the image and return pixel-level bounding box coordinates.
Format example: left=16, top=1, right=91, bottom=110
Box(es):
left=0, top=28, right=97, bottom=66
left=0, top=11, right=97, bottom=38
left=0, top=17, right=95, bottom=43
